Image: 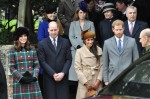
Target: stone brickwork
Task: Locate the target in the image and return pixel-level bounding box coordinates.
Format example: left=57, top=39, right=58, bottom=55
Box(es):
left=0, top=45, right=13, bottom=99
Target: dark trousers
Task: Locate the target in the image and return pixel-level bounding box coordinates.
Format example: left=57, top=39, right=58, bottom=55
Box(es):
left=38, top=74, right=43, bottom=96
left=69, top=81, right=78, bottom=99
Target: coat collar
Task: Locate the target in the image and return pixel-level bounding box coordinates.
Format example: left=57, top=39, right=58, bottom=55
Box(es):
left=80, top=45, right=102, bottom=57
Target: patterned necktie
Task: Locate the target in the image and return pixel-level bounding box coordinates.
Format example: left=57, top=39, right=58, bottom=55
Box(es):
left=130, top=22, right=133, bottom=35
left=53, top=38, right=57, bottom=50
left=118, top=39, right=122, bottom=52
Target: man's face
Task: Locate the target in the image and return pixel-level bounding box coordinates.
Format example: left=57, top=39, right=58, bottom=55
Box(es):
left=139, top=33, right=147, bottom=47
left=116, top=2, right=125, bottom=12
left=87, top=1, right=94, bottom=11
left=126, top=8, right=137, bottom=22
left=48, top=22, right=59, bottom=38
left=112, top=25, right=124, bottom=38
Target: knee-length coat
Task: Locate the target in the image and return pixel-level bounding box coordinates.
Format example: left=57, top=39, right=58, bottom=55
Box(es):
left=69, top=20, right=95, bottom=81
left=75, top=45, right=103, bottom=99
left=8, top=48, right=43, bottom=99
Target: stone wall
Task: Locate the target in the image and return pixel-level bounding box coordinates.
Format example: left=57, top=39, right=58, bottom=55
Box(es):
left=0, top=45, right=13, bottom=99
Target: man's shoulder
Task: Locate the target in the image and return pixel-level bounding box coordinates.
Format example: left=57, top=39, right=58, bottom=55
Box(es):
left=59, top=36, right=69, bottom=43
left=39, top=37, right=49, bottom=44
left=125, top=35, right=135, bottom=41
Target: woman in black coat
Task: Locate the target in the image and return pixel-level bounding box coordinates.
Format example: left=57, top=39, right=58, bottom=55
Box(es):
left=0, top=60, right=7, bottom=99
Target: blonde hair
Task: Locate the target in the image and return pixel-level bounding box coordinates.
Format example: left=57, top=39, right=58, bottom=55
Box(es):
left=112, top=19, right=124, bottom=28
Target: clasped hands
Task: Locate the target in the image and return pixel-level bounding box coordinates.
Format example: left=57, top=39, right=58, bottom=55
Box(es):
left=53, top=72, right=64, bottom=81
left=85, top=80, right=101, bottom=90
left=19, top=76, right=37, bottom=84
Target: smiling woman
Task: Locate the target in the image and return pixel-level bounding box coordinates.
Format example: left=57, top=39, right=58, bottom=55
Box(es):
left=8, top=27, right=43, bottom=99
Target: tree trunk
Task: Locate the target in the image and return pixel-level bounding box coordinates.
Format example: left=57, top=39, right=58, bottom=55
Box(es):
left=17, top=0, right=26, bottom=27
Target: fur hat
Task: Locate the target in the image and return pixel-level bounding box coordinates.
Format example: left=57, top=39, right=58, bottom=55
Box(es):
left=102, top=3, right=116, bottom=13
left=79, top=1, right=87, bottom=12
left=82, top=30, right=95, bottom=40
left=13, top=27, right=29, bottom=41
left=44, top=5, right=57, bottom=14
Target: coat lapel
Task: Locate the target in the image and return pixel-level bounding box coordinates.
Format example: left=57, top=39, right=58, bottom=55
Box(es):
left=132, top=21, right=140, bottom=37
left=111, top=37, right=120, bottom=54
left=56, top=36, right=62, bottom=55
left=46, top=37, right=56, bottom=52
left=83, top=20, right=91, bottom=31
left=121, top=36, right=128, bottom=54
left=124, top=21, right=131, bottom=37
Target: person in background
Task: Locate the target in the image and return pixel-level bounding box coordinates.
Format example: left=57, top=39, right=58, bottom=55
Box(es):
left=8, top=27, right=43, bottom=99
left=124, top=6, right=149, bottom=56
left=103, top=19, right=139, bottom=85
left=139, top=28, right=150, bottom=53
left=38, top=5, right=63, bottom=41
left=98, top=3, right=117, bottom=48
left=38, top=21, right=72, bottom=99
left=115, top=0, right=128, bottom=21
left=37, top=5, right=63, bottom=94
left=69, top=1, right=95, bottom=98
left=84, top=0, right=102, bottom=43
left=0, top=60, right=7, bottom=99
left=75, top=31, right=103, bottom=99
left=58, top=0, right=83, bottom=39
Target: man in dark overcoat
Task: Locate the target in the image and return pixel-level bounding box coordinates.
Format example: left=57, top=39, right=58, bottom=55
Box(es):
left=0, top=60, right=7, bottom=99
left=38, top=21, right=72, bottom=99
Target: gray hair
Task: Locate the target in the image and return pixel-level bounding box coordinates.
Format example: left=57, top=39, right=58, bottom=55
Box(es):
left=141, top=28, right=150, bottom=37
left=126, top=6, right=137, bottom=13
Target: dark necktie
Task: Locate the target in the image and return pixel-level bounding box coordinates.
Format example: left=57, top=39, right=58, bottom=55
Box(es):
left=118, top=39, right=122, bottom=52
left=53, top=38, right=57, bottom=50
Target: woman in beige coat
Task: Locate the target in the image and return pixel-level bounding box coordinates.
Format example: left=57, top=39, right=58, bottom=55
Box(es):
left=75, top=31, right=103, bottom=99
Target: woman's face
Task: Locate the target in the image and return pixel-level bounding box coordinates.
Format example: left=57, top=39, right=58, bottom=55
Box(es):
left=104, top=10, right=113, bottom=19
left=47, top=12, right=57, bottom=20
left=78, top=10, right=86, bottom=20
left=19, top=34, right=27, bottom=44
left=84, top=38, right=94, bottom=48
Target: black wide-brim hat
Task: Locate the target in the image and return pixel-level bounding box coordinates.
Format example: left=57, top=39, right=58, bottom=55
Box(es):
left=13, top=27, right=29, bottom=41
left=44, top=5, right=57, bottom=14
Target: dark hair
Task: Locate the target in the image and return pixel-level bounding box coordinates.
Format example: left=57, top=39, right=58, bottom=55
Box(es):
left=115, top=0, right=128, bottom=6
left=14, top=40, right=32, bottom=52
left=84, top=0, right=94, bottom=3
left=90, top=41, right=99, bottom=61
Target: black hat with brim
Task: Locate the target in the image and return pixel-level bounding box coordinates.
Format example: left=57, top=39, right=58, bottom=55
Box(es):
left=13, top=27, right=29, bottom=41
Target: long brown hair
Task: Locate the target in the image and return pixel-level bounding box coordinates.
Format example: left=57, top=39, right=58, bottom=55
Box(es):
left=89, top=40, right=100, bottom=61
left=14, top=40, right=31, bottom=52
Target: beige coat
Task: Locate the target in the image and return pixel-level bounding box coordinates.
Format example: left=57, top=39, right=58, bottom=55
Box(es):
left=75, top=45, right=103, bottom=99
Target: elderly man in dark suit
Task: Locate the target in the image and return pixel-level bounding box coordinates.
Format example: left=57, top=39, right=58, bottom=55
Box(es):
left=124, top=6, right=149, bottom=56
left=38, top=21, right=72, bottom=99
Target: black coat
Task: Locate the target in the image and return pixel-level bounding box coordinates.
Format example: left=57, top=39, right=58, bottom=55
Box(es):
left=98, top=18, right=116, bottom=48
left=124, top=20, right=149, bottom=56
left=0, top=60, right=7, bottom=99
left=38, top=36, right=72, bottom=99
